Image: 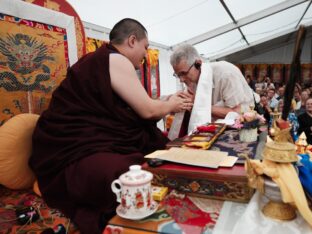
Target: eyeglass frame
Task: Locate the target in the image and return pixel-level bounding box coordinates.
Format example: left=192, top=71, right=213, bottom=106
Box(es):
left=173, top=62, right=195, bottom=78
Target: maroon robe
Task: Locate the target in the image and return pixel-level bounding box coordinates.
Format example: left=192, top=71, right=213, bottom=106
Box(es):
left=29, top=44, right=168, bottom=233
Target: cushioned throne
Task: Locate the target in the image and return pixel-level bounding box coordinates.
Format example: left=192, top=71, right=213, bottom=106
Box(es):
left=0, top=0, right=81, bottom=233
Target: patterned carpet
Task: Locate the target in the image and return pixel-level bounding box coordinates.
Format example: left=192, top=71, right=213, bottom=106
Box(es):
left=0, top=185, right=79, bottom=234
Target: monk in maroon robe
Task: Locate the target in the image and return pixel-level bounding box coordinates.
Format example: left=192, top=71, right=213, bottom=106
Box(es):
left=29, top=18, right=193, bottom=233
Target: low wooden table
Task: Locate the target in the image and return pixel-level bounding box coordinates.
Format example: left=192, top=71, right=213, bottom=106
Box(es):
left=143, top=162, right=253, bottom=203
left=141, top=130, right=267, bottom=203
left=105, top=193, right=222, bottom=234
left=105, top=130, right=268, bottom=233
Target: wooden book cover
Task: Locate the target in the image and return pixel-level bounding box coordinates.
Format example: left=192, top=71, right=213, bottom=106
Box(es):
left=166, top=123, right=226, bottom=150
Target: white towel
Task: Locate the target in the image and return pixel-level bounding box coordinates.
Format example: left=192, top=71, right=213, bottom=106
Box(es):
left=168, top=63, right=213, bottom=140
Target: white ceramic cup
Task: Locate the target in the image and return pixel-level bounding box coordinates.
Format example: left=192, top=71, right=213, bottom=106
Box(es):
left=111, top=165, right=153, bottom=218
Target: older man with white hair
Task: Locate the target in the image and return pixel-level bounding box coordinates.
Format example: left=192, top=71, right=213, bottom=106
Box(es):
left=168, top=44, right=255, bottom=139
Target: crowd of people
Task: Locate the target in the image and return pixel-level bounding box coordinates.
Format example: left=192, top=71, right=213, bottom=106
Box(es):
left=245, top=75, right=312, bottom=143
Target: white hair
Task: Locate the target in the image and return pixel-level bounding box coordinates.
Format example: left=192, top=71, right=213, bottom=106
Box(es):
left=170, top=44, right=200, bottom=67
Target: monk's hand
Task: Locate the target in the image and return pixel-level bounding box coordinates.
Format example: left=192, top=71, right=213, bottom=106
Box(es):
left=182, top=99, right=193, bottom=111
left=168, top=93, right=193, bottom=113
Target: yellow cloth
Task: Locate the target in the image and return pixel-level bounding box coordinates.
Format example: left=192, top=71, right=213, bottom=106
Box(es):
left=86, top=37, right=105, bottom=53
left=147, top=49, right=159, bottom=67
left=183, top=141, right=211, bottom=150
left=250, top=159, right=312, bottom=226
left=191, top=136, right=208, bottom=141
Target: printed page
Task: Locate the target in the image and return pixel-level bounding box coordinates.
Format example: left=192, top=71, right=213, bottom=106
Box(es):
left=154, top=147, right=228, bottom=168
left=144, top=150, right=169, bottom=159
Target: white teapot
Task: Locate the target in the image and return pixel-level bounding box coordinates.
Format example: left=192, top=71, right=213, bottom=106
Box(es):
left=111, top=165, right=158, bottom=220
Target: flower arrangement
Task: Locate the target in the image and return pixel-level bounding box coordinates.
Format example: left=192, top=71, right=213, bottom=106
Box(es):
left=233, top=111, right=266, bottom=129
left=233, top=110, right=266, bottom=142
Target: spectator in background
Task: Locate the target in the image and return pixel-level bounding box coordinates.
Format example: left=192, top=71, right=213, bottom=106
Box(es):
left=255, top=87, right=262, bottom=95
left=302, top=90, right=311, bottom=102
left=305, top=87, right=311, bottom=97
left=264, top=77, right=275, bottom=90
left=294, top=83, right=302, bottom=110
left=296, top=90, right=310, bottom=116
left=298, top=97, right=312, bottom=144
left=255, top=76, right=266, bottom=90
left=273, top=83, right=281, bottom=98
left=277, top=99, right=299, bottom=141
left=246, top=74, right=256, bottom=91
left=267, top=88, right=279, bottom=111
left=276, top=86, right=285, bottom=101
left=257, top=93, right=272, bottom=123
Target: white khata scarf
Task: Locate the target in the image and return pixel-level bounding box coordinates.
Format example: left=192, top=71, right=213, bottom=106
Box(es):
left=168, top=63, right=213, bottom=140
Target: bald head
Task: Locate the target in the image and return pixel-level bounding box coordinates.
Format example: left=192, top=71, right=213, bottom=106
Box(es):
left=109, top=18, right=147, bottom=45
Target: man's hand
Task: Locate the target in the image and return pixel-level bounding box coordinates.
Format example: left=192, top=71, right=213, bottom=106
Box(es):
left=212, top=104, right=241, bottom=119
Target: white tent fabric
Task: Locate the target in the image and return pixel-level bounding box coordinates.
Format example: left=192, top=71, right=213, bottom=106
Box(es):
left=67, top=0, right=312, bottom=98
left=67, top=0, right=312, bottom=60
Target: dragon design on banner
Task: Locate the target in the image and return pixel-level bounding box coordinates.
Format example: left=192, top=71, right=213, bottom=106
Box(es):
left=0, top=12, right=69, bottom=125
left=0, top=33, right=54, bottom=93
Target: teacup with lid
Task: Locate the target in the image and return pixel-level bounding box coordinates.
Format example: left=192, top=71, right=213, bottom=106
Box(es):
left=111, top=165, right=158, bottom=219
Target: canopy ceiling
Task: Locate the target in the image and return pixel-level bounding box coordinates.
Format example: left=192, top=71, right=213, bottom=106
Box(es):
left=67, top=0, right=312, bottom=60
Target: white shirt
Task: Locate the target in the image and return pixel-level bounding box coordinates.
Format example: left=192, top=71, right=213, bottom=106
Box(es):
left=210, top=61, right=254, bottom=111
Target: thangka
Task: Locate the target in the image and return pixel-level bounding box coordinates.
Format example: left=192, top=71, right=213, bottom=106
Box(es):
left=0, top=13, right=69, bottom=125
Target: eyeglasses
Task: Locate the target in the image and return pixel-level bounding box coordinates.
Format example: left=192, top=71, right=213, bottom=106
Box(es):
left=173, top=62, right=194, bottom=78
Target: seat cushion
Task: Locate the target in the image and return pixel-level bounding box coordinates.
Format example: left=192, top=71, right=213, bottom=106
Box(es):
left=0, top=114, right=39, bottom=189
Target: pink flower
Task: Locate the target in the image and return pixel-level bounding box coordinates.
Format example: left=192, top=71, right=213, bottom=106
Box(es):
left=243, top=112, right=256, bottom=122
left=232, top=110, right=266, bottom=129
left=256, top=114, right=266, bottom=124
left=233, top=118, right=244, bottom=129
